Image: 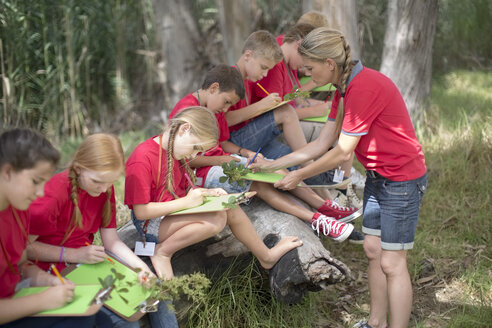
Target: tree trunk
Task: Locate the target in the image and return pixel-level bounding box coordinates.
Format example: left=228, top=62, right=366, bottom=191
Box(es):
left=216, top=0, right=251, bottom=65
left=152, top=0, right=211, bottom=114
left=118, top=198, right=351, bottom=304
left=304, top=0, right=361, bottom=60
left=380, top=0, right=438, bottom=124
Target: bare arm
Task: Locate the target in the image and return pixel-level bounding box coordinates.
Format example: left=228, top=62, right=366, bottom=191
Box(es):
left=27, top=240, right=107, bottom=264
left=274, top=133, right=361, bottom=190
left=295, top=101, right=330, bottom=119
left=189, top=155, right=239, bottom=168
left=100, top=228, right=154, bottom=281
left=251, top=120, right=339, bottom=172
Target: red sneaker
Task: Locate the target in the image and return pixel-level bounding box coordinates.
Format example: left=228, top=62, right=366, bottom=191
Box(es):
left=311, top=213, right=354, bottom=242
left=317, top=199, right=362, bottom=223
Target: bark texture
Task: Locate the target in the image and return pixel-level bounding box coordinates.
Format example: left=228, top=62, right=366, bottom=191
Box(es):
left=380, top=0, right=438, bottom=123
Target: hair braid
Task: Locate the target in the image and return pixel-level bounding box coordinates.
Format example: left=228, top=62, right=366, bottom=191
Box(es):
left=166, top=123, right=180, bottom=195
left=335, top=36, right=353, bottom=136
left=182, top=159, right=196, bottom=185
left=101, top=188, right=112, bottom=227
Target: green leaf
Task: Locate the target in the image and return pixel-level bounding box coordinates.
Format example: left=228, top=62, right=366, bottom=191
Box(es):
left=219, top=176, right=228, bottom=183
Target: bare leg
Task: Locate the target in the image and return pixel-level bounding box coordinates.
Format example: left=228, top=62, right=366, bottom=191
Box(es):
left=364, top=235, right=389, bottom=328
left=382, top=250, right=412, bottom=328
left=273, top=105, right=308, bottom=151
left=225, top=207, right=302, bottom=269
left=151, top=212, right=228, bottom=279
left=250, top=181, right=314, bottom=222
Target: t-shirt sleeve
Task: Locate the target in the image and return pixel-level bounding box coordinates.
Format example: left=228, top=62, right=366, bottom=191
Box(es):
left=29, top=180, right=66, bottom=236
left=341, top=89, right=379, bottom=136
left=125, top=158, right=154, bottom=208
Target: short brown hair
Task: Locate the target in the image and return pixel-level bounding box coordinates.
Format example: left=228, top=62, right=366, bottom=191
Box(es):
left=297, top=11, right=328, bottom=28
left=283, top=23, right=316, bottom=44
left=202, top=64, right=245, bottom=99
left=242, top=30, right=283, bottom=63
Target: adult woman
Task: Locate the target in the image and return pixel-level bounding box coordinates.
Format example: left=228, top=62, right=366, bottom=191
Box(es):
left=252, top=27, right=427, bottom=328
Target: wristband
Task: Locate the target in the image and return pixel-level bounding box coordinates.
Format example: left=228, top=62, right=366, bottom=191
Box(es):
left=237, top=147, right=243, bottom=156
left=59, top=246, right=64, bottom=263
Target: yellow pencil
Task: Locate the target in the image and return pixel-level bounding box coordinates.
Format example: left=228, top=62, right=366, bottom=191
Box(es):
left=51, top=264, right=65, bottom=285
left=256, top=83, right=270, bottom=96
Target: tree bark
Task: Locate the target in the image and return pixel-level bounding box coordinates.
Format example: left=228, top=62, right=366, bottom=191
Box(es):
left=118, top=197, right=351, bottom=304
left=380, top=0, right=438, bottom=124
left=152, top=0, right=211, bottom=113
left=216, top=0, right=251, bottom=65
left=304, top=0, right=361, bottom=60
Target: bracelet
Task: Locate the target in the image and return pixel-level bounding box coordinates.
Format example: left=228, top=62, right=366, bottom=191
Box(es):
left=237, top=147, right=243, bottom=156
left=59, top=246, right=64, bottom=263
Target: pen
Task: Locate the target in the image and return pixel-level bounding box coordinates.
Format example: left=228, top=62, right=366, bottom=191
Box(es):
left=184, top=172, right=196, bottom=189
left=246, top=147, right=262, bottom=168
left=256, top=83, right=270, bottom=96
left=51, top=264, right=65, bottom=284
left=85, top=242, right=114, bottom=264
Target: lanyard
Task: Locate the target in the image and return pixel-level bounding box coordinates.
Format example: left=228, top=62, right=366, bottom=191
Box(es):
left=0, top=207, right=31, bottom=276
left=284, top=59, right=300, bottom=91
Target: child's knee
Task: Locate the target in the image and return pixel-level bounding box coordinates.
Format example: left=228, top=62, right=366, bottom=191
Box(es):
left=274, top=105, right=296, bottom=123
left=205, top=212, right=227, bottom=234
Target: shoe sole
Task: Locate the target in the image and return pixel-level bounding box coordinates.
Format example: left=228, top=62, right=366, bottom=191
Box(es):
left=332, top=223, right=354, bottom=242
left=348, top=238, right=364, bottom=245
left=338, top=208, right=363, bottom=223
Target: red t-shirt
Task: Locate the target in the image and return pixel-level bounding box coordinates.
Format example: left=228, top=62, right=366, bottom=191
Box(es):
left=125, top=137, right=188, bottom=209
left=0, top=206, right=29, bottom=298
left=227, top=79, right=256, bottom=132
left=29, top=170, right=117, bottom=272
left=329, top=67, right=426, bottom=181
left=171, top=94, right=230, bottom=185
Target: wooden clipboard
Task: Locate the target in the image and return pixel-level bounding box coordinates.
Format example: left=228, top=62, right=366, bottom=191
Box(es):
left=63, top=256, right=153, bottom=321
left=13, top=285, right=103, bottom=317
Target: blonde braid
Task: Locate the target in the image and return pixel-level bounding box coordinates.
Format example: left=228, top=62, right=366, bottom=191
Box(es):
left=182, top=159, right=196, bottom=185
left=68, top=167, right=83, bottom=228
left=166, top=123, right=180, bottom=195
left=335, top=36, right=353, bottom=136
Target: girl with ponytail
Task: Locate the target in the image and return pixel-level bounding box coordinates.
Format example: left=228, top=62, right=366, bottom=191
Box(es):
left=125, top=106, right=302, bottom=281
left=252, top=28, right=427, bottom=328
left=27, top=133, right=159, bottom=328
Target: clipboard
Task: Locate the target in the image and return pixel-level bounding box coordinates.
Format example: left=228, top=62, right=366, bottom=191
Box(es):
left=299, top=77, right=336, bottom=92
left=243, top=172, right=349, bottom=189
left=63, top=256, right=153, bottom=321
left=301, top=112, right=329, bottom=123
left=13, top=285, right=103, bottom=317
left=169, top=192, right=255, bottom=216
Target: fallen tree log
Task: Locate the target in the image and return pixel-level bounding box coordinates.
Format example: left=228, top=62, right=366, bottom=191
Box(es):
left=118, top=197, right=352, bottom=303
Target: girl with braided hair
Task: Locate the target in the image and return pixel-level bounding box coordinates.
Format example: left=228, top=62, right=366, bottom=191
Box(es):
left=125, top=106, right=302, bottom=281
left=251, top=27, right=427, bottom=328
left=26, top=133, right=172, bottom=328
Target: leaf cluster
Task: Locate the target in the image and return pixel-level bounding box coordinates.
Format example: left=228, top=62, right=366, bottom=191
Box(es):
left=219, top=160, right=251, bottom=187
left=283, top=88, right=311, bottom=102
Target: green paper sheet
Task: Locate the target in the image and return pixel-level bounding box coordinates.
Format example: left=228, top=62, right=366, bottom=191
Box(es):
left=299, top=77, right=336, bottom=92
left=169, top=193, right=248, bottom=215
left=14, top=285, right=101, bottom=315
left=301, top=112, right=329, bottom=123
left=243, top=172, right=303, bottom=187
left=65, top=259, right=151, bottom=318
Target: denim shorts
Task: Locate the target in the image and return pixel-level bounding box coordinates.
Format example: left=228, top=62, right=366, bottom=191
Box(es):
left=132, top=211, right=162, bottom=243
left=203, top=155, right=253, bottom=193
left=229, top=110, right=292, bottom=160
left=362, top=172, right=427, bottom=250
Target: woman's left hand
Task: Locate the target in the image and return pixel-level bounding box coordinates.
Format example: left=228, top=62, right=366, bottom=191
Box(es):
left=274, top=170, right=303, bottom=190
left=137, top=268, right=156, bottom=287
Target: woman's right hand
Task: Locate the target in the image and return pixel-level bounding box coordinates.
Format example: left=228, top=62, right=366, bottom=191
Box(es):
left=40, top=284, right=75, bottom=310
left=73, top=244, right=107, bottom=264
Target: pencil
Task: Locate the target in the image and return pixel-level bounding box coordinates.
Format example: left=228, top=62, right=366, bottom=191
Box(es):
left=246, top=147, right=262, bottom=168
left=256, top=83, right=270, bottom=96
left=51, top=264, right=65, bottom=285
left=184, top=172, right=196, bottom=189
left=85, top=242, right=114, bottom=264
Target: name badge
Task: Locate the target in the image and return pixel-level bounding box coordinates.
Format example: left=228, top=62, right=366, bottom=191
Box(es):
left=134, top=241, right=156, bottom=256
